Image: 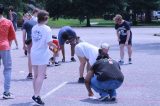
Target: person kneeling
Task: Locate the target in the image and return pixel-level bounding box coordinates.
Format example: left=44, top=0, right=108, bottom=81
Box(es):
left=85, top=43, right=124, bottom=102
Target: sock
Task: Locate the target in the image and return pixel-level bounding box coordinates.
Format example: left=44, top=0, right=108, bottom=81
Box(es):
left=55, top=57, right=59, bottom=63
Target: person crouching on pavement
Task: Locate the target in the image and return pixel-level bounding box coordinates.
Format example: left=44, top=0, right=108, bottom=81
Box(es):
left=85, top=43, right=124, bottom=102
left=48, top=35, right=60, bottom=66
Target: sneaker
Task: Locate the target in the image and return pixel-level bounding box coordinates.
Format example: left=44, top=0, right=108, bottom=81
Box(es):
left=55, top=62, right=60, bottom=66
left=78, top=77, right=85, bottom=83
left=98, top=95, right=110, bottom=101
left=118, top=60, right=124, bottom=65
left=71, top=57, right=76, bottom=62
left=27, top=73, right=32, bottom=79
left=44, top=75, right=47, bottom=79
left=62, top=58, right=65, bottom=62
left=3, top=92, right=14, bottom=99
left=110, top=96, right=117, bottom=102
left=128, top=58, right=132, bottom=64
left=24, top=50, right=27, bottom=56
left=32, top=96, right=45, bottom=105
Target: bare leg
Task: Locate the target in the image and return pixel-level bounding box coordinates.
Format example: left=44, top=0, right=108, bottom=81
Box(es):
left=32, top=65, right=38, bottom=96
left=78, top=56, right=86, bottom=78
left=119, top=44, right=125, bottom=61
left=127, top=45, right=132, bottom=58
left=71, top=44, right=75, bottom=57
left=33, top=65, right=47, bottom=97
left=28, top=54, right=32, bottom=74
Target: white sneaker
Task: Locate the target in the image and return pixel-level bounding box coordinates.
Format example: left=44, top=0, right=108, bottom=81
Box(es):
left=3, top=92, right=15, bottom=99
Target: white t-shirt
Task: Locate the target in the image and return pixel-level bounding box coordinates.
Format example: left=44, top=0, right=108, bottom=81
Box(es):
left=75, top=42, right=99, bottom=65
left=31, top=24, right=52, bottom=65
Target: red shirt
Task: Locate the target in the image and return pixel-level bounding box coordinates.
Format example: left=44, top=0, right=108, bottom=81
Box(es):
left=0, top=17, right=16, bottom=50
left=52, top=39, right=60, bottom=49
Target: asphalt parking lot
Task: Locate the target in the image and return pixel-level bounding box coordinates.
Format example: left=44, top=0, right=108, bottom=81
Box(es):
left=0, top=27, right=160, bottom=106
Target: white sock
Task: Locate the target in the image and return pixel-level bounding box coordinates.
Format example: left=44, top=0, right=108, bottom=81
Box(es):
left=55, top=57, right=59, bottom=63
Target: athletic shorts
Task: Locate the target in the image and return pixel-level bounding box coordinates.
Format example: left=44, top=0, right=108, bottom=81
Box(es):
left=119, top=36, right=132, bottom=45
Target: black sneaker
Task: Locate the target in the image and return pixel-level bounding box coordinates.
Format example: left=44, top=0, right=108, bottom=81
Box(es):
left=44, top=75, right=47, bottom=79
left=62, top=58, right=65, bottom=62
left=3, top=92, right=15, bottom=99
left=78, top=77, right=85, bottom=83
left=118, top=60, right=124, bottom=65
left=24, top=50, right=27, bottom=56
left=71, top=57, right=76, bottom=62
left=27, top=73, right=32, bottom=79
left=98, top=95, right=110, bottom=101
left=32, top=96, right=45, bottom=105
left=54, top=62, right=60, bottom=66
left=110, top=96, right=117, bottom=102
left=128, top=58, right=132, bottom=64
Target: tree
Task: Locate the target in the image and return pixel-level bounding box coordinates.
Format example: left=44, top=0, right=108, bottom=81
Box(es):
left=46, top=0, right=126, bottom=26
left=46, top=0, right=71, bottom=20
left=127, top=0, right=160, bottom=24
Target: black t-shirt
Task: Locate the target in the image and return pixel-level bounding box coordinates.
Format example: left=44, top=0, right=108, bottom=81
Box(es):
left=91, top=58, right=124, bottom=82
left=115, top=21, right=132, bottom=39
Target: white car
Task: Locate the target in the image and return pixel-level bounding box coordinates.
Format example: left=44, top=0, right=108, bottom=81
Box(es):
left=152, top=11, right=160, bottom=20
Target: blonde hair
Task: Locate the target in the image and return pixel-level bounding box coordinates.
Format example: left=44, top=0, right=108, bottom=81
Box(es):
left=113, top=14, right=123, bottom=21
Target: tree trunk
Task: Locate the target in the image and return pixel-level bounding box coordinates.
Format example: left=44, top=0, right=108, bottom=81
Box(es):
left=86, top=16, right=91, bottom=27
left=145, top=10, right=152, bottom=23
left=132, top=12, right=137, bottom=25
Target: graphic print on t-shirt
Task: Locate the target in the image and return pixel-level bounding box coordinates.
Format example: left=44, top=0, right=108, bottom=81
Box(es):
left=117, top=26, right=127, bottom=36
left=32, top=30, right=42, bottom=42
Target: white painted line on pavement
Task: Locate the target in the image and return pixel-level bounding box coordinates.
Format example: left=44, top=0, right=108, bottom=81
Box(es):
left=42, top=81, right=68, bottom=99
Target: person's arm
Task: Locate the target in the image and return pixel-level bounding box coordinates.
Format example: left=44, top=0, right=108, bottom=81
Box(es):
left=125, top=22, right=131, bottom=45
left=9, top=10, right=13, bottom=21
left=48, top=41, right=57, bottom=49
left=60, top=45, right=65, bottom=61
left=125, top=30, right=130, bottom=45
left=22, top=30, right=27, bottom=50
left=85, top=71, right=94, bottom=97
left=116, top=30, right=120, bottom=42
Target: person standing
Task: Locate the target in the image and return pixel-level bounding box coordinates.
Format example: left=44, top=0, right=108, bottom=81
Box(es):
left=0, top=4, right=16, bottom=99
left=31, top=10, right=57, bottom=105
left=8, top=6, right=18, bottom=49
left=22, top=10, right=38, bottom=79
left=58, top=26, right=77, bottom=62
left=114, top=14, right=132, bottom=64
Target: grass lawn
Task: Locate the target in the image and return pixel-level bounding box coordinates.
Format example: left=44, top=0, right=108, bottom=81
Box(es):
left=47, top=18, right=160, bottom=28
left=47, top=18, right=115, bottom=27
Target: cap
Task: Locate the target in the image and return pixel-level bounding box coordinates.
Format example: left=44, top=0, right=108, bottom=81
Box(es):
left=100, top=43, right=110, bottom=49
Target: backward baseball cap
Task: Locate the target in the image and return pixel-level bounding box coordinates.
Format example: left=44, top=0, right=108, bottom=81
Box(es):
left=100, top=43, right=110, bottom=49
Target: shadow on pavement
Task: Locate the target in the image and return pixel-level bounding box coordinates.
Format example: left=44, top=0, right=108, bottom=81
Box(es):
left=11, top=79, right=32, bottom=82
left=67, top=81, right=81, bottom=85
left=111, top=43, right=160, bottom=55
left=10, top=102, right=33, bottom=106
left=133, top=43, right=160, bottom=55
left=80, top=98, right=117, bottom=104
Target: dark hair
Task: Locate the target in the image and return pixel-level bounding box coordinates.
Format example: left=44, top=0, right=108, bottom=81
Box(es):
left=62, top=32, right=69, bottom=40
left=37, top=10, right=49, bottom=23
left=0, top=4, right=4, bottom=14
left=9, top=6, right=14, bottom=11
left=96, top=49, right=109, bottom=60
left=32, top=8, right=39, bottom=14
